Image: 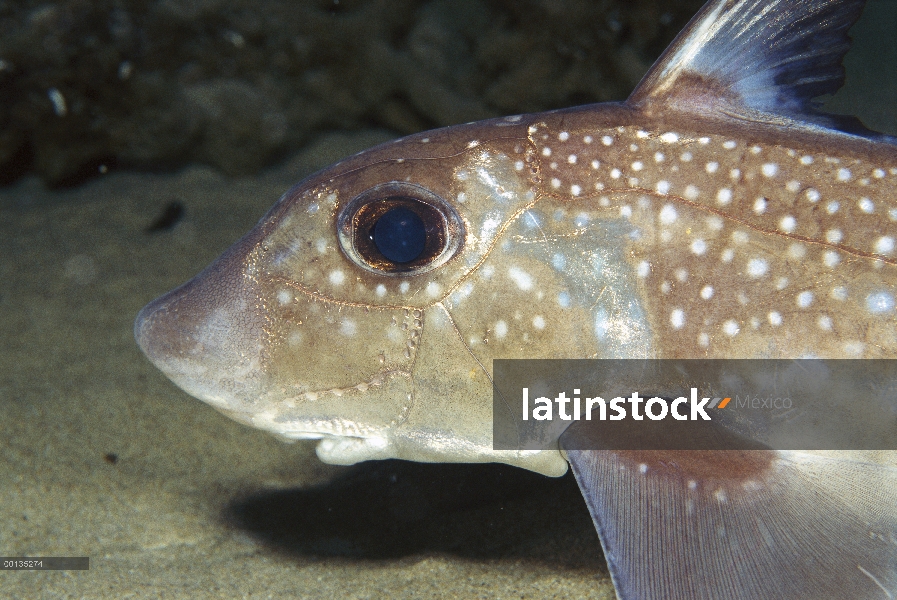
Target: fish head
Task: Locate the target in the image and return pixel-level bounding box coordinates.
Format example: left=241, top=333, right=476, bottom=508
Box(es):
left=135, top=115, right=637, bottom=476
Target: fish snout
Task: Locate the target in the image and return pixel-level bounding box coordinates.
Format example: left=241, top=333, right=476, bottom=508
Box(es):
left=134, top=238, right=270, bottom=409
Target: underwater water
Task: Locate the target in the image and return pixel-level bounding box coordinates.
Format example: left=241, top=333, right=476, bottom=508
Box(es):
left=1, top=1, right=895, bottom=598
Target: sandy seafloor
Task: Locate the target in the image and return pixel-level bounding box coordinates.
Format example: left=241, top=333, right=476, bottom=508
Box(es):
left=2, top=5, right=896, bottom=600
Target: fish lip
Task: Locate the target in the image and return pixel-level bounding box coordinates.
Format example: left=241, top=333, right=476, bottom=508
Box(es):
left=211, top=402, right=390, bottom=443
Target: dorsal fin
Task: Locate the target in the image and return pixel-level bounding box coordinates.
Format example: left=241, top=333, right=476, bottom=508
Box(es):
left=628, top=0, right=869, bottom=131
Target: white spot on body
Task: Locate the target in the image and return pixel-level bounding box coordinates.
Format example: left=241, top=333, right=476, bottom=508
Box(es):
left=806, top=189, right=820, bottom=202
left=876, top=236, right=895, bottom=255
left=508, top=267, right=534, bottom=291
left=656, top=180, right=671, bottom=194
left=723, top=320, right=740, bottom=337
left=700, top=285, right=714, bottom=299
left=552, top=253, right=567, bottom=271
left=867, top=292, right=895, bottom=314
left=329, top=270, right=345, bottom=285
left=670, top=309, right=685, bottom=329
left=837, top=168, right=852, bottom=181
left=426, top=281, right=442, bottom=298
left=859, top=198, right=875, bottom=213
left=533, top=315, right=546, bottom=330
left=375, top=284, right=387, bottom=297
left=779, top=215, right=796, bottom=233
left=716, top=188, right=732, bottom=205
left=746, top=258, right=768, bottom=278
left=660, top=132, right=680, bottom=143
left=495, top=320, right=508, bottom=338
left=637, top=261, right=650, bottom=278
left=788, top=243, right=806, bottom=259
left=659, top=204, right=678, bottom=224
left=684, top=185, right=699, bottom=199
left=277, top=290, right=291, bottom=305
left=691, top=239, right=707, bottom=255
left=831, top=286, right=848, bottom=301
left=340, top=319, right=357, bottom=336
left=768, top=311, right=782, bottom=326
left=761, top=163, right=779, bottom=177
left=797, top=291, right=814, bottom=308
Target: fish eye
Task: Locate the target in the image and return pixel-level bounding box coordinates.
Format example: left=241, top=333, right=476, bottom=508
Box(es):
left=337, top=182, right=464, bottom=275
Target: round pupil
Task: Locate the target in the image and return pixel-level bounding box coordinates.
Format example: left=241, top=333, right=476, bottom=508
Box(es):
left=372, top=206, right=426, bottom=263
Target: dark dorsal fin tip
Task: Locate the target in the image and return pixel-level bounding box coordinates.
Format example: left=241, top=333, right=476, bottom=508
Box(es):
left=628, top=0, right=871, bottom=135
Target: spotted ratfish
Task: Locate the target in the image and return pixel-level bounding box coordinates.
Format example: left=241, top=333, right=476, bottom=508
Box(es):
left=135, top=0, right=897, bottom=597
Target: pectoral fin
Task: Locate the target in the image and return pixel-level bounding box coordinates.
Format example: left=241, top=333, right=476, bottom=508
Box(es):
left=561, top=436, right=897, bottom=598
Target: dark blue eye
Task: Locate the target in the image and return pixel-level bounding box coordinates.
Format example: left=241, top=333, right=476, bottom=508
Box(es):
left=372, top=207, right=426, bottom=264
left=338, top=182, right=465, bottom=275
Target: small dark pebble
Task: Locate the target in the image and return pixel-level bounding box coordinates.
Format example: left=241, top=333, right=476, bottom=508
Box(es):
left=103, top=453, right=119, bottom=465
left=145, top=201, right=184, bottom=233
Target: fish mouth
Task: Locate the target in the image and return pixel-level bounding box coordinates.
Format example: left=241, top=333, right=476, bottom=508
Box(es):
left=212, top=395, right=391, bottom=440
left=211, top=402, right=392, bottom=464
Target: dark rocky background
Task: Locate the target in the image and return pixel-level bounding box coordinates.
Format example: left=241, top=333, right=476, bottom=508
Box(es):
left=0, top=0, right=710, bottom=186
left=0, top=0, right=893, bottom=187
